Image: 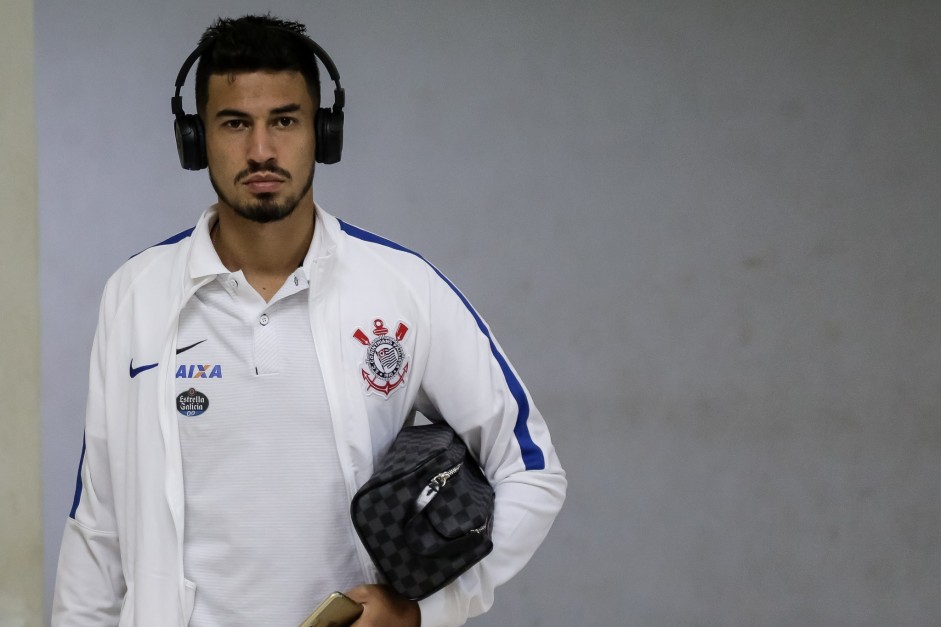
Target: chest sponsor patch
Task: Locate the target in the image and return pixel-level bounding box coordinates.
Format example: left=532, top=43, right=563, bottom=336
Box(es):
left=353, top=318, right=410, bottom=398
left=176, top=364, right=223, bottom=379
left=177, top=387, right=209, bottom=417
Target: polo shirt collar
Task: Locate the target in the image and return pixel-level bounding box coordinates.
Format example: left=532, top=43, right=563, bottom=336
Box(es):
left=188, top=204, right=330, bottom=282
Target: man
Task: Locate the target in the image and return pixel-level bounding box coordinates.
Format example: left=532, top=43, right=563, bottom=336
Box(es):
left=53, top=14, right=565, bottom=627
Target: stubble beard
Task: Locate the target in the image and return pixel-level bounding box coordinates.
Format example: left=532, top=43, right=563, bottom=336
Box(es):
left=210, top=161, right=316, bottom=224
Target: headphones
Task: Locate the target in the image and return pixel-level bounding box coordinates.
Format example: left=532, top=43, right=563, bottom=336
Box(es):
left=171, top=29, right=345, bottom=170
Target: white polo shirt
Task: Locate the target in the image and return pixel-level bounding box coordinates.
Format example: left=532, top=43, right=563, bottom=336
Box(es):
left=175, top=213, right=364, bottom=626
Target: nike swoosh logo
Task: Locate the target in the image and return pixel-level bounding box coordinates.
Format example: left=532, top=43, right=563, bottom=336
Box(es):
left=129, top=360, right=159, bottom=378
left=176, top=339, right=207, bottom=355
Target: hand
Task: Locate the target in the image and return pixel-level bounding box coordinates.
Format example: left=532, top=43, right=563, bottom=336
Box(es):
left=345, top=584, right=420, bottom=627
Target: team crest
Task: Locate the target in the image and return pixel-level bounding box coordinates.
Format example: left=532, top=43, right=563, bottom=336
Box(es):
left=353, top=318, right=410, bottom=397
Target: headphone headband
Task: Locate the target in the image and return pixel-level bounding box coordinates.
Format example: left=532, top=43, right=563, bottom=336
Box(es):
left=172, top=27, right=345, bottom=169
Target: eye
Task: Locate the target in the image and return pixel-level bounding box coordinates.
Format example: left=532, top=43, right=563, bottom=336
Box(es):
left=223, top=119, right=248, bottom=130
left=275, top=117, right=297, bottom=128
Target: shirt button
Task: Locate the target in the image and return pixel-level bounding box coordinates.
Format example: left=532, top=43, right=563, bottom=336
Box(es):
left=228, top=278, right=238, bottom=289
left=259, top=314, right=269, bottom=326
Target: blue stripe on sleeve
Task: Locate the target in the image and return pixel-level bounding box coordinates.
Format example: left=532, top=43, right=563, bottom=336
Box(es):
left=129, top=226, right=195, bottom=259
left=339, top=220, right=546, bottom=470
left=69, top=435, right=86, bottom=519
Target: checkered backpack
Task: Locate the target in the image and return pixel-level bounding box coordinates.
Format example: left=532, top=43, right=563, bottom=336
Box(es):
left=350, top=422, right=495, bottom=600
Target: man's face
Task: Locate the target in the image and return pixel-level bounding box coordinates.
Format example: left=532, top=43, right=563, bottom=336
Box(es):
left=203, top=70, right=317, bottom=223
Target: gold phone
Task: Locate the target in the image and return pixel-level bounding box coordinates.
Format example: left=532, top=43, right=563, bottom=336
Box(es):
left=298, top=591, right=364, bottom=627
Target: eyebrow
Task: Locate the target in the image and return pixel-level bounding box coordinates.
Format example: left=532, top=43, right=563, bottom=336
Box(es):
left=214, top=104, right=302, bottom=119
left=271, top=104, right=301, bottom=115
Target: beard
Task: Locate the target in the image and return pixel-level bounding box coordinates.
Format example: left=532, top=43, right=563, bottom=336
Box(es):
left=210, top=159, right=315, bottom=224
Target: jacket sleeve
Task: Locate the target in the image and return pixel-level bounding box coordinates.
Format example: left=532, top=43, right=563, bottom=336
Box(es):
left=52, top=283, right=126, bottom=626
left=414, top=268, right=567, bottom=627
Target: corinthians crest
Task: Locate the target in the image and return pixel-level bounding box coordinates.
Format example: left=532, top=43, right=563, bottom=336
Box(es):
left=353, top=318, right=410, bottom=397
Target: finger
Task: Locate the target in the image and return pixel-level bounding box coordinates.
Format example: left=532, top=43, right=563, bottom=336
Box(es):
left=343, top=585, right=372, bottom=605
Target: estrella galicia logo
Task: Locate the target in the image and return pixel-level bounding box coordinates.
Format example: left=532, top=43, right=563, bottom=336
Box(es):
left=177, top=388, right=209, bottom=417
left=176, top=364, right=223, bottom=379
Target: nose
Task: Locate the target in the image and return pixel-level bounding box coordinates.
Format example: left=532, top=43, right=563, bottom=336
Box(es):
left=247, top=125, right=277, bottom=164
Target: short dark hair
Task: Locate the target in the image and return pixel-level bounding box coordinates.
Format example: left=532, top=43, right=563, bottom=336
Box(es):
left=194, top=14, right=321, bottom=116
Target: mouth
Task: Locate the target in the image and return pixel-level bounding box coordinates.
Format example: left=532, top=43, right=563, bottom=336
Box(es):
left=242, top=174, right=286, bottom=194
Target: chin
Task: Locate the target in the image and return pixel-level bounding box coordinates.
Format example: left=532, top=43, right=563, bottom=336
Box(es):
left=235, top=200, right=297, bottom=224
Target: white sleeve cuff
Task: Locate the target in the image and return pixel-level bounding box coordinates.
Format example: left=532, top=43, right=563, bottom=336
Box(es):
left=417, top=585, right=465, bottom=627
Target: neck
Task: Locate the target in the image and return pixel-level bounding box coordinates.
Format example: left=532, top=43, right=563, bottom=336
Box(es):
left=212, top=197, right=315, bottom=301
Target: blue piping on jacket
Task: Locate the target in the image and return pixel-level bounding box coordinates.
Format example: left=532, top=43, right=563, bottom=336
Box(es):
left=129, top=227, right=195, bottom=259
left=69, top=436, right=86, bottom=519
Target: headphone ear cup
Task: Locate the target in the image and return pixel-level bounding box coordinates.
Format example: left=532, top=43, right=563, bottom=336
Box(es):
left=174, top=114, right=207, bottom=170
left=315, top=107, right=344, bottom=164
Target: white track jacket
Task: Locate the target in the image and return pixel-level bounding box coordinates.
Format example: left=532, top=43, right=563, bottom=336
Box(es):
left=53, top=205, right=566, bottom=627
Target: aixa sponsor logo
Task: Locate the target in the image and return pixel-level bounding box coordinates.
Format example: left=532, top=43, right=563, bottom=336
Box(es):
left=176, top=364, right=223, bottom=379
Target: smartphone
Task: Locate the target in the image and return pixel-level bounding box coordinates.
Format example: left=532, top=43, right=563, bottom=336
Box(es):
left=298, top=591, right=364, bottom=627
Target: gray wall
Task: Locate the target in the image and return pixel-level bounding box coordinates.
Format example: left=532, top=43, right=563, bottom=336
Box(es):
left=38, top=1, right=940, bottom=625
